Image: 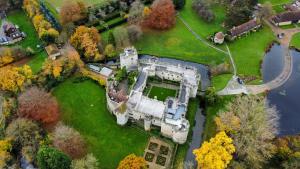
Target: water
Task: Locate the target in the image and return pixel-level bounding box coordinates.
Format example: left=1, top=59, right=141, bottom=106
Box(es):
left=263, top=45, right=300, bottom=135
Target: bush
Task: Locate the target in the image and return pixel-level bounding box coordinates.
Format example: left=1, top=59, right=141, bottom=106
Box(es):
left=71, top=154, right=99, bottom=169
left=37, top=146, right=71, bottom=169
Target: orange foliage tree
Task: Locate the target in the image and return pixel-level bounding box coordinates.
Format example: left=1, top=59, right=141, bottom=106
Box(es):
left=70, top=26, right=103, bottom=61
left=143, top=0, right=176, bottom=30
left=117, top=154, right=147, bottom=169
left=60, top=0, right=87, bottom=25
left=18, top=87, right=59, bottom=124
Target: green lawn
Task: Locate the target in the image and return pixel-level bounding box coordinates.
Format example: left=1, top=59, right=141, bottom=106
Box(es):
left=27, top=51, right=47, bottom=74
left=290, top=32, right=300, bottom=49
left=228, top=26, right=276, bottom=77
left=134, top=19, right=227, bottom=66
left=148, top=86, right=177, bottom=101
left=259, top=0, right=292, bottom=5
left=7, top=10, right=42, bottom=51
left=211, top=74, right=232, bottom=91
left=53, top=78, right=149, bottom=169
left=7, top=10, right=46, bottom=73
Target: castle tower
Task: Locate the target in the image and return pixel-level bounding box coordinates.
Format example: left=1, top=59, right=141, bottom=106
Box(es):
left=120, top=47, right=138, bottom=71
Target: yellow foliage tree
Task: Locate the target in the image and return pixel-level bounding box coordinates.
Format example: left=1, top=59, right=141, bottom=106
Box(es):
left=0, top=65, right=32, bottom=93
left=70, top=26, right=103, bottom=61
left=0, top=139, right=12, bottom=168
left=193, top=131, right=235, bottom=169
left=143, top=7, right=151, bottom=17
left=117, top=154, right=147, bottom=169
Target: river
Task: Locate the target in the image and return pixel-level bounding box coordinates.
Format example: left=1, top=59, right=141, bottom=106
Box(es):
left=263, top=44, right=300, bottom=135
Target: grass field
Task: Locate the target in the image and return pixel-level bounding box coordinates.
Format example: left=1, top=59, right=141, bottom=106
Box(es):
left=53, top=78, right=149, bottom=169
left=148, top=86, right=177, bottom=101
left=290, top=32, right=300, bottom=49
left=211, top=74, right=232, bottom=91
left=7, top=11, right=41, bottom=51
left=27, top=51, right=47, bottom=74
left=6, top=10, right=46, bottom=73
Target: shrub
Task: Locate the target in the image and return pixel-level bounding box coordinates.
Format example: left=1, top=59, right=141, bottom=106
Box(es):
left=71, top=154, right=99, bottom=169
left=37, top=146, right=71, bottom=169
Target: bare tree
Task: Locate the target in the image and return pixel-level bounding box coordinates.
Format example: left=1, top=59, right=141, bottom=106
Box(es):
left=216, top=95, right=279, bottom=168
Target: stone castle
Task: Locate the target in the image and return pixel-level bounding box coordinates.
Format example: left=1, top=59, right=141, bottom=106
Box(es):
left=106, top=47, right=201, bottom=144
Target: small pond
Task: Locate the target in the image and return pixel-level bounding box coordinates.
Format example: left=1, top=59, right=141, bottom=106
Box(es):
left=263, top=44, right=300, bottom=135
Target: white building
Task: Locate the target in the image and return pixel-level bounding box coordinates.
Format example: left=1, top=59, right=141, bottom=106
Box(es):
left=106, top=50, right=201, bottom=144
left=120, top=47, right=138, bottom=71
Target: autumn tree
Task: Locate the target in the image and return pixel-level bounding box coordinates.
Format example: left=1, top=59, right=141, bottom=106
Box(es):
left=128, top=0, right=145, bottom=24
left=18, top=87, right=59, bottom=124
left=0, top=65, right=32, bottom=93
left=215, top=95, right=279, bottom=168
left=117, top=154, right=147, bottom=169
left=5, top=118, right=42, bottom=151
left=258, top=2, right=274, bottom=19
left=127, top=25, right=143, bottom=43
left=0, top=138, right=12, bottom=169
left=60, top=0, right=87, bottom=25
left=70, top=26, right=103, bottom=61
left=52, top=123, right=86, bottom=159
left=143, top=0, right=176, bottom=30
left=37, top=146, right=71, bottom=169
left=71, top=153, right=99, bottom=169
left=113, top=27, right=131, bottom=49
left=104, top=44, right=116, bottom=58
left=193, top=131, right=235, bottom=169
left=0, top=48, right=14, bottom=67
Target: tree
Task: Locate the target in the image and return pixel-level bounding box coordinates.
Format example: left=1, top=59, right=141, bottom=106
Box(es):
left=204, top=87, right=219, bottom=105
left=37, top=146, right=71, bottom=169
left=104, top=44, right=116, bottom=58
left=258, top=2, right=274, bottom=19
left=5, top=118, right=42, bottom=151
left=216, top=95, right=279, bottom=168
left=0, top=138, right=12, bottom=169
left=0, top=65, right=32, bottom=93
left=193, top=131, right=235, bottom=169
left=117, top=154, right=147, bottom=169
left=113, top=27, right=131, bottom=49
left=60, top=0, right=87, bottom=25
left=143, top=0, right=176, bottom=30
left=127, top=25, right=143, bottom=43
left=173, top=0, right=186, bottom=10
left=107, top=31, right=116, bottom=46
left=192, top=0, right=215, bottom=22
left=18, top=87, right=59, bottom=124
left=40, top=28, right=59, bottom=43
left=52, top=123, right=86, bottom=159
left=71, top=154, right=99, bottom=169
left=225, top=0, right=253, bottom=27
left=128, top=0, right=145, bottom=24
left=70, top=26, right=103, bottom=61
